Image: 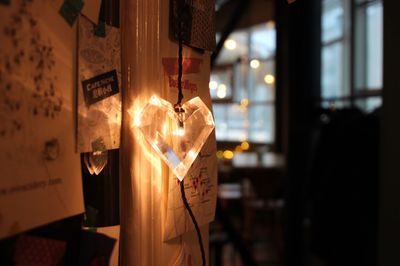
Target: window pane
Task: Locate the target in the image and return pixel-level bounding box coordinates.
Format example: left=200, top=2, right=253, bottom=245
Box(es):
left=235, top=60, right=275, bottom=103
left=249, top=105, right=274, bottom=143
left=366, top=2, right=383, bottom=89
left=233, top=63, right=248, bottom=102
left=210, top=70, right=233, bottom=100
left=249, top=60, right=275, bottom=102
left=250, top=22, right=276, bottom=59
left=213, top=103, right=275, bottom=143
left=322, top=0, right=344, bottom=43
left=322, top=43, right=347, bottom=98
left=213, top=103, right=248, bottom=142
left=213, top=104, right=229, bottom=141
left=212, top=22, right=276, bottom=145
left=216, top=31, right=248, bottom=65
left=355, top=1, right=383, bottom=90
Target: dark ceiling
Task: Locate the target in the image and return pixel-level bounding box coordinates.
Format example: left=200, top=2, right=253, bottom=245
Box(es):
left=216, top=0, right=274, bottom=32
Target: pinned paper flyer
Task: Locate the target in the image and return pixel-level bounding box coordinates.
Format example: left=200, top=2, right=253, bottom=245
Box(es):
left=0, top=0, right=84, bottom=239
left=77, top=15, right=122, bottom=153
left=160, top=54, right=217, bottom=241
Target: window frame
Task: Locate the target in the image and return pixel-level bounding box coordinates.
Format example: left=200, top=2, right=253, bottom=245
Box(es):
left=211, top=24, right=277, bottom=149
left=320, top=0, right=383, bottom=111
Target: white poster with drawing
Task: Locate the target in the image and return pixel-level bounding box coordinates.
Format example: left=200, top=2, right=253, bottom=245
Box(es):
left=161, top=54, right=217, bottom=241
left=0, top=0, right=83, bottom=239
left=77, top=15, right=121, bottom=153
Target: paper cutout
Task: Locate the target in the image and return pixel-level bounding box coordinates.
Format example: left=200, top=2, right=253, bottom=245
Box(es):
left=0, top=0, right=84, bottom=240
left=77, top=15, right=121, bottom=152
left=81, top=0, right=101, bottom=24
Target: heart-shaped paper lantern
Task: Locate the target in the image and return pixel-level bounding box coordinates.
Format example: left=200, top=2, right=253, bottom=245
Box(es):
left=135, top=95, right=214, bottom=181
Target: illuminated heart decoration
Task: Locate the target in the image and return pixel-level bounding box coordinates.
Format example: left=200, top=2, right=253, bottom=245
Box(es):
left=83, top=151, right=108, bottom=175
left=135, top=95, right=214, bottom=181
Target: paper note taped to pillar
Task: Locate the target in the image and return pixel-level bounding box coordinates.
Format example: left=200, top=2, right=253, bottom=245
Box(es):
left=0, top=0, right=83, bottom=239
left=77, top=15, right=121, bottom=153
left=161, top=55, right=218, bottom=241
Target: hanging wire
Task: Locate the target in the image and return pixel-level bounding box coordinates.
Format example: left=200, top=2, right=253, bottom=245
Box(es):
left=176, top=30, right=184, bottom=106
left=175, top=16, right=206, bottom=266
left=180, top=180, right=206, bottom=266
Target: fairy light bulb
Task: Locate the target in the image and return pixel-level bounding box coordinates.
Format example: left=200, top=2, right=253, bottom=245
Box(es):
left=250, top=59, right=260, bottom=69
left=224, top=39, right=237, bottom=50
left=173, top=105, right=186, bottom=136
left=173, top=127, right=185, bottom=137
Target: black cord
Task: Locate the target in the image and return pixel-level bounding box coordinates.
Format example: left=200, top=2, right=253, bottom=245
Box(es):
left=176, top=22, right=184, bottom=107
left=180, top=180, right=206, bottom=266
left=175, top=20, right=205, bottom=265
